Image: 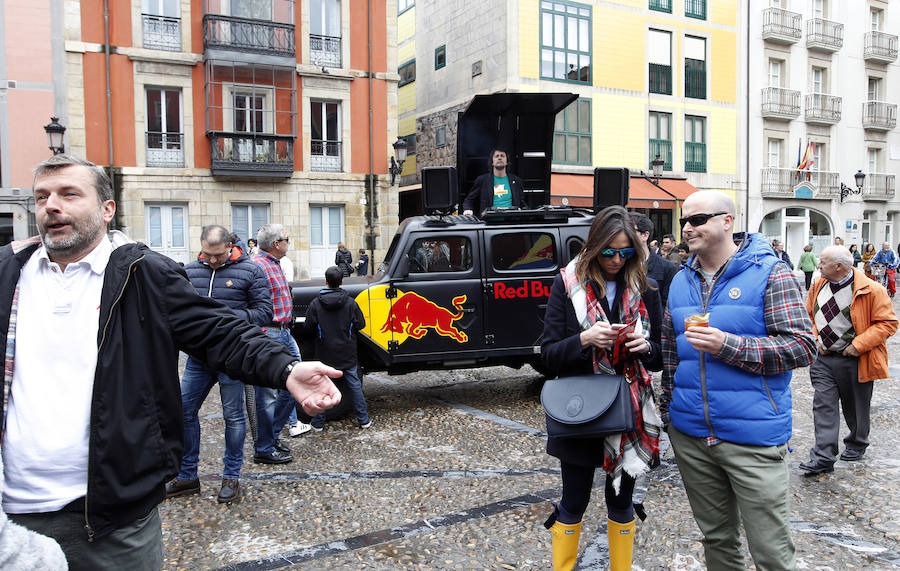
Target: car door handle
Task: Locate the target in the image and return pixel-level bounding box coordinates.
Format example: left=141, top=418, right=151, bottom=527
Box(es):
left=459, top=306, right=476, bottom=313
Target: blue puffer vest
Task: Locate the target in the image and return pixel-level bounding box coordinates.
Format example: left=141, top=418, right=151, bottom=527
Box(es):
left=668, top=233, right=792, bottom=446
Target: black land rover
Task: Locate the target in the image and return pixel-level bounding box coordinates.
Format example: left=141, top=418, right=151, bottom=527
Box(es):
left=291, top=208, right=594, bottom=377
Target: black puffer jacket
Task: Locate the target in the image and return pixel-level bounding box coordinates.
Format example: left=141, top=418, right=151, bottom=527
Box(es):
left=0, top=237, right=295, bottom=540
left=335, top=247, right=353, bottom=277
left=305, top=288, right=365, bottom=370
left=184, top=246, right=272, bottom=325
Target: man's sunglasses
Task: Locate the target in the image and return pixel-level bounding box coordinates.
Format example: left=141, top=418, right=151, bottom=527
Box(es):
left=679, top=211, right=727, bottom=228
left=599, top=247, right=635, bottom=260
left=276, top=237, right=290, bottom=243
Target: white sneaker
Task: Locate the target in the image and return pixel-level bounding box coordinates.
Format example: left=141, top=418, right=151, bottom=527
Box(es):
left=359, top=420, right=372, bottom=429
left=289, top=421, right=312, bottom=437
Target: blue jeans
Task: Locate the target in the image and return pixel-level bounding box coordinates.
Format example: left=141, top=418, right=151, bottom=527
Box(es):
left=179, top=357, right=246, bottom=480
left=255, top=326, right=301, bottom=454
left=312, top=365, right=369, bottom=428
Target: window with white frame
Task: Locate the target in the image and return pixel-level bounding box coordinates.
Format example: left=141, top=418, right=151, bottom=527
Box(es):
left=310, top=100, right=341, bottom=172
left=812, top=67, right=825, bottom=93
left=767, top=139, right=781, bottom=167
left=868, top=77, right=881, bottom=100
left=648, top=29, right=672, bottom=95
left=310, top=0, right=341, bottom=67
left=813, top=0, right=825, bottom=19
left=141, top=0, right=181, bottom=51
left=812, top=142, right=824, bottom=171
left=398, top=0, right=414, bottom=13
left=868, top=148, right=880, bottom=174
left=871, top=8, right=883, bottom=31
left=145, top=88, right=183, bottom=167
left=768, top=59, right=783, bottom=87
left=232, top=204, right=270, bottom=245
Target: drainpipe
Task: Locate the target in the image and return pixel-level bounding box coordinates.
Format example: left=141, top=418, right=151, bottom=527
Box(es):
left=104, top=0, right=118, bottom=227
left=366, top=0, right=375, bottom=274
left=743, top=0, right=750, bottom=233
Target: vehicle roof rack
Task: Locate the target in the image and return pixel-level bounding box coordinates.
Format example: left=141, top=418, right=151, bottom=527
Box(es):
left=480, top=206, right=578, bottom=224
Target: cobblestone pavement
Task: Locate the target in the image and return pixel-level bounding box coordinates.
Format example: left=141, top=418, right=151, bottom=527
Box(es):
left=159, top=325, right=900, bottom=570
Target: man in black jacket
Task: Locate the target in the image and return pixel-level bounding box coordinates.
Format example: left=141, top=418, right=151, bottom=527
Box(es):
left=0, top=155, right=341, bottom=570
left=306, top=266, right=371, bottom=430
left=461, top=148, right=527, bottom=216
left=631, top=212, right=678, bottom=308
left=165, top=225, right=272, bottom=504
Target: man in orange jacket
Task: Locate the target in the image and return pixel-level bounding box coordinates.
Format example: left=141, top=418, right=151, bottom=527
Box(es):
left=801, top=245, right=898, bottom=476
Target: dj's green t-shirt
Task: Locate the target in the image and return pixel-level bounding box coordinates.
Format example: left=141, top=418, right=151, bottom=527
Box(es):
left=492, top=176, right=513, bottom=208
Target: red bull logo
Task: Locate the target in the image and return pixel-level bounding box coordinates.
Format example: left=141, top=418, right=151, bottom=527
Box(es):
left=380, top=292, right=468, bottom=343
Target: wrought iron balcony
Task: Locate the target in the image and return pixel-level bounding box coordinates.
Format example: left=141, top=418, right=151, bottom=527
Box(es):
left=310, top=34, right=341, bottom=68
left=649, top=64, right=671, bottom=95
left=760, top=168, right=839, bottom=199
left=805, top=93, right=842, bottom=125
left=864, top=31, right=898, bottom=64
left=146, top=132, right=184, bottom=167
left=862, top=174, right=896, bottom=201
left=684, top=142, right=706, bottom=173
left=649, top=139, right=672, bottom=171
left=142, top=14, right=181, bottom=51
left=684, top=60, right=705, bottom=99
left=862, top=101, right=897, bottom=131
left=762, top=8, right=801, bottom=44
left=203, top=14, right=295, bottom=57
left=649, top=0, right=671, bottom=13
left=209, top=132, right=294, bottom=177
left=685, top=0, right=706, bottom=20
left=806, top=18, right=843, bottom=52
left=310, top=140, right=343, bottom=172
left=761, top=87, right=800, bottom=120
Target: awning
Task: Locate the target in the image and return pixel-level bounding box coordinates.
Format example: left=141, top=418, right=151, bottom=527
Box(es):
left=550, top=173, right=698, bottom=209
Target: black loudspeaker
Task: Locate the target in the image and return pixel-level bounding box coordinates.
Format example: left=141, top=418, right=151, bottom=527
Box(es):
left=422, top=166, right=458, bottom=212
left=593, top=167, right=629, bottom=210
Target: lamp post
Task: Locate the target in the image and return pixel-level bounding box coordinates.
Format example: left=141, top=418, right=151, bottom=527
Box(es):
left=389, top=137, right=409, bottom=186
left=43, top=116, right=66, bottom=155
left=651, top=154, right=665, bottom=183
left=839, top=170, right=865, bottom=203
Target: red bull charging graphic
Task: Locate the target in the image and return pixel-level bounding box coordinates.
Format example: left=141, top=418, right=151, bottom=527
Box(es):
left=355, top=286, right=469, bottom=349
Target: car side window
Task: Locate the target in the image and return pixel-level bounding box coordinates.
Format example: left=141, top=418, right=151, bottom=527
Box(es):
left=407, top=236, right=472, bottom=273
left=567, top=238, right=584, bottom=263
left=491, top=232, right=557, bottom=271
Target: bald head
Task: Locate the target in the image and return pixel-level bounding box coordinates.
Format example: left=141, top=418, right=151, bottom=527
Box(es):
left=682, top=190, right=736, bottom=215
left=819, top=245, right=854, bottom=283
left=821, top=246, right=853, bottom=266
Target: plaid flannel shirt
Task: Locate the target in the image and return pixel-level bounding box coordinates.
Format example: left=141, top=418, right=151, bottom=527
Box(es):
left=660, top=258, right=815, bottom=428
left=253, top=251, right=293, bottom=325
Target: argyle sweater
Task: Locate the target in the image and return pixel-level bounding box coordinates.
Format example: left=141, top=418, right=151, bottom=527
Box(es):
left=814, top=273, right=856, bottom=352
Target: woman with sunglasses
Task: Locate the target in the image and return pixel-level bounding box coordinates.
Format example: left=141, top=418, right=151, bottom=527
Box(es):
left=540, top=206, right=663, bottom=571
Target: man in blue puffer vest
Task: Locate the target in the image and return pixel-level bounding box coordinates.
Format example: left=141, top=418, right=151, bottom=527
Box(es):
left=165, top=225, right=273, bottom=504
left=660, top=191, right=815, bottom=570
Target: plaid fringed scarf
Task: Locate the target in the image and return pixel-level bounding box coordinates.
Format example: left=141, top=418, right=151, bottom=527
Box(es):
left=560, top=257, right=662, bottom=490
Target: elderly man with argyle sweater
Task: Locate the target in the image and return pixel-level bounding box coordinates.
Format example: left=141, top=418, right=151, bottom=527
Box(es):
left=799, top=246, right=897, bottom=477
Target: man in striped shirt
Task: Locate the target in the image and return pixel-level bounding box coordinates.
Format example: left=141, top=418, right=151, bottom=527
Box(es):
left=252, top=224, right=303, bottom=464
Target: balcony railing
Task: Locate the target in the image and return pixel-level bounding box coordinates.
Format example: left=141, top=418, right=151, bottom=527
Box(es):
left=762, top=8, right=802, bottom=44
left=649, top=63, right=671, bottom=95
left=142, top=14, right=181, bottom=51
left=209, top=132, right=294, bottom=177
left=649, top=0, right=671, bottom=13
left=805, top=93, right=842, bottom=125
left=864, top=31, right=899, bottom=63
left=685, top=0, right=706, bottom=20
left=862, top=101, right=898, bottom=131
left=862, top=173, right=896, bottom=201
left=146, top=132, right=184, bottom=167
left=649, top=139, right=672, bottom=171
left=761, top=87, right=801, bottom=120
left=806, top=18, right=843, bottom=52
left=761, top=167, right=840, bottom=198
left=310, top=34, right=341, bottom=68
left=203, top=14, right=295, bottom=57
left=310, top=140, right=343, bottom=172
left=685, top=60, right=705, bottom=99
left=685, top=142, right=706, bottom=173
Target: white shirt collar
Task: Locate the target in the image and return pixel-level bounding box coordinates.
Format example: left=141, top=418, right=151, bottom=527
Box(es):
left=37, top=235, right=113, bottom=275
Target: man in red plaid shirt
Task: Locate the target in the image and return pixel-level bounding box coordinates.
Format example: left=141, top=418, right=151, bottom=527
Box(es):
left=252, top=224, right=305, bottom=464
left=661, top=190, right=815, bottom=570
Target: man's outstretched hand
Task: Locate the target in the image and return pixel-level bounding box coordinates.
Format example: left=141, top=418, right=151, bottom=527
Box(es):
left=285, top=361, right=343, bottom=414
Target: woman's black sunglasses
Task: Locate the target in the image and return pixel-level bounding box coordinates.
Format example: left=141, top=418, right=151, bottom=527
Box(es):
left=679, top=211, right=727, bottom=228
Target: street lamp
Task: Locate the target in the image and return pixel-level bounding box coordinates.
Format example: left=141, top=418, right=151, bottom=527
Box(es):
left=389, top=137, right=409, bottom=185
left=839, top=170, right=866, bottom=203
left=651, top=154, right=665, bottom=183
left=43, top=116, right=66, bottom=155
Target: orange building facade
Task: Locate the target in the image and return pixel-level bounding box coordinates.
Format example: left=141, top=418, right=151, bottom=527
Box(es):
left=1, top=0, right=399, bottom=278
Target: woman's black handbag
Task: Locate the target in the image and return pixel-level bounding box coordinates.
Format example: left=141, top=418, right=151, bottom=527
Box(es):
left=541, top=374, right=636, bottom=438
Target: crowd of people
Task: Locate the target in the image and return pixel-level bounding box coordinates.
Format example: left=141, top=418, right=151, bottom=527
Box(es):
left=1, top=153, right=897, bottom=570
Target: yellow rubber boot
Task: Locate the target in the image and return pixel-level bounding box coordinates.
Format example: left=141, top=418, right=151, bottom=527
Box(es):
left=607, top=517, right=636, bottom=571
left=548, top=519, right=582, bottom=571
